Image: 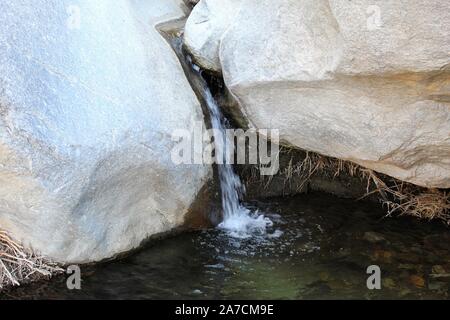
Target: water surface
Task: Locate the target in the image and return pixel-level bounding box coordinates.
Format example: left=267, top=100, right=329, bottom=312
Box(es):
left=4, top=193, right=450, bottom=300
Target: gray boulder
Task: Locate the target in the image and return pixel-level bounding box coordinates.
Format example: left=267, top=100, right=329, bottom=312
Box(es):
left=0, top=0, right=211, bottom=263
left=185, top=0, right=450, bottom=188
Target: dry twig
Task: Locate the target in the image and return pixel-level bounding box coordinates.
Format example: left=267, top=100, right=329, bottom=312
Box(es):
left=0, top=229, right=63, bottom=290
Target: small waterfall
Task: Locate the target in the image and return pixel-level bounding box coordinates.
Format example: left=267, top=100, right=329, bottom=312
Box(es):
left=189, top=61, right=272, bottom=238
left=157, top=31, right=270, bottom=237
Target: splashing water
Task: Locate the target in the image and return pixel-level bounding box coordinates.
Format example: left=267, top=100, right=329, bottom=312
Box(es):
left=191, top=62, right=273, bottom=238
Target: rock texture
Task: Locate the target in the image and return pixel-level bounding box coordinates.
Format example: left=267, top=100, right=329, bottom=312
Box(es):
left=0, top=0, right=211, bottom=263
left=184, top=0, right=241, bottom=72
left=185, top=0, right=450, bottom=188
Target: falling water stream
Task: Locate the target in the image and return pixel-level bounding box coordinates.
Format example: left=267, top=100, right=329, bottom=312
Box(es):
left=188, top=59, right=273, bottom=238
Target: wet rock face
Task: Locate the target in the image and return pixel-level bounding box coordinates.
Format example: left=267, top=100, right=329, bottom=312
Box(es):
left=0, top=0, right=212, bottom=263
left=184, top=0, right=450, bottom=188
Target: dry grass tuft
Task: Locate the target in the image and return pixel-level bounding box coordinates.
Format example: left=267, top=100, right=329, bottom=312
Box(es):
left=243, top=147, right=450, bottom=224
left=303, top=154, right=450, bottom=223
left=0, top=229, right=63, bottom=290
left=363, top=172, right=450, bottom=223
left=279, top=151, right=365, bottom=193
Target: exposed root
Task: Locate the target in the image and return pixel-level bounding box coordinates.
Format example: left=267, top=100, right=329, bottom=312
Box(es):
left=0, top=229, right=63, bottom=290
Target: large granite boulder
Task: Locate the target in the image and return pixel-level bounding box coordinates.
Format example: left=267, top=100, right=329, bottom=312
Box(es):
left=0, top=0, right=211, bottom=263
left=184, top=0, right=450, bottom=188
